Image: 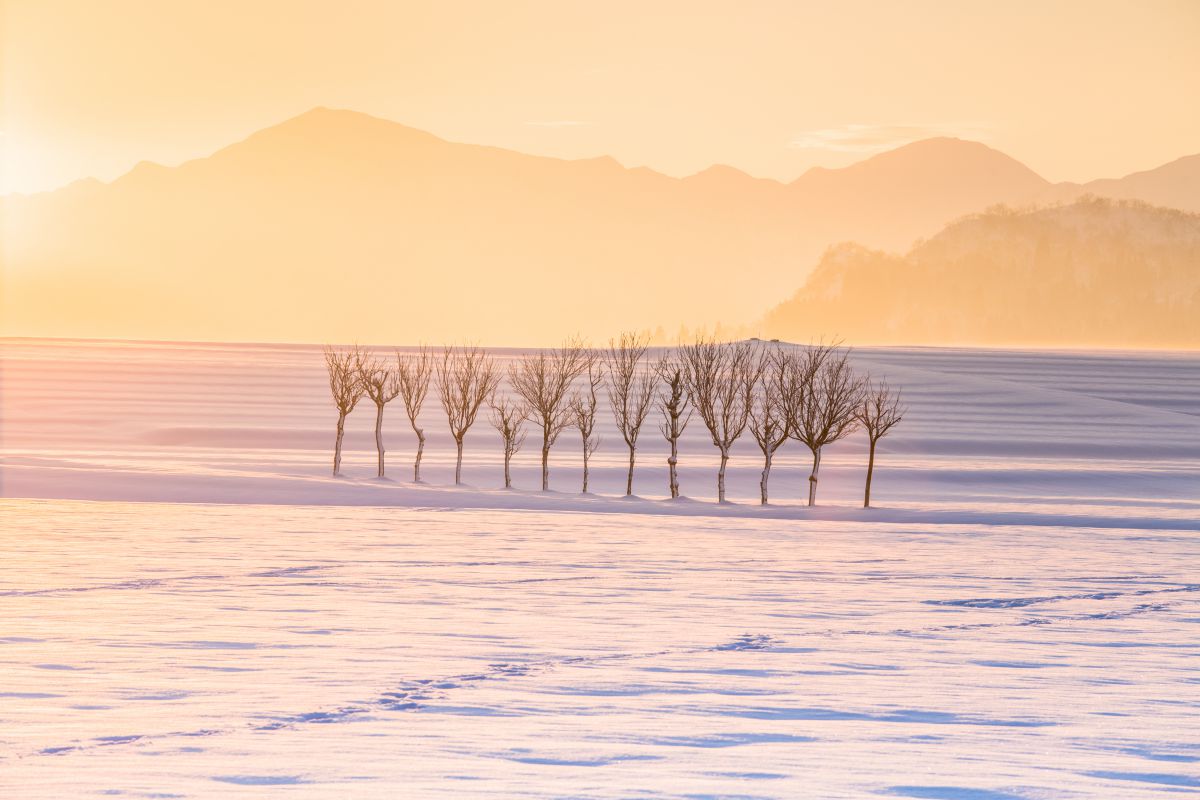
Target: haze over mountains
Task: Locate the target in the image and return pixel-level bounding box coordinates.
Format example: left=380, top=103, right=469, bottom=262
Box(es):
left=3, top=107, right=1198, bottom=345
left=766, top=198, right=1200, bottom=348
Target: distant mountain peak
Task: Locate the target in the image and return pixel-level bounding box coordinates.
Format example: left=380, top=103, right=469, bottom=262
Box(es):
left=129, top=159, right=167, bottom=173
left=5, top=109, right=1199, bottom=345
left=788, top=136, right=1051, bottom=203
left=237, top=106, right=446, bottom=149
left=853, top=137, right=1046, bottom=180
left=687, top=164, right=751, bottom=180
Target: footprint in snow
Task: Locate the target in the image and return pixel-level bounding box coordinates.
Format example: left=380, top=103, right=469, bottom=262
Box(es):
left=714, top=634, right=778, bottom=651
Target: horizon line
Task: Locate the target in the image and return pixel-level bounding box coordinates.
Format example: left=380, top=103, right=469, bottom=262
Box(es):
left=4, top=334, right=1197, bottom=358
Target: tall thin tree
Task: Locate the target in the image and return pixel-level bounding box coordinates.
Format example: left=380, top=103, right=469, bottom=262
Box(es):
left=606, top=332, right=656, bottom=496
left=749, top=347, right=791, bottom=505
left=680, top=337, right=763, bottom=503
left=436, top=345, right=501, bottom=485
left=856, top=378, right=905, bottom=508
left=571, top=362, right=603, bottom=493
left=359, top=353, right=401, bottom=477
left=656, top=352, right=692, bottom=499
left=788, top=344, right=865, bottom=506
left=489, top=397, right=529, bottom=490
left=323, top=344, right=365, bottom=477
left=509, top=337, right=593, bottom=491
left=396, top=346, right=433, bottom=482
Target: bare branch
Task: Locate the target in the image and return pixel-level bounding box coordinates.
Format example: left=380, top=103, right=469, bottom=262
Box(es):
left=436, top=345, right=501, bottom=485
left=490, top=395, right=529, bottom=489
left=856, top=377, right=906, bottom=508
left=679, top=337, right=764, bottom=503
left=856, top=378, right=905, bottom=444
left=323, top=343, right=366, bottom=476
left=786, top=343, right=866, bottom=506
left=396, top=346, right=433, bottom=482
left=655, top=351, right=691, bottom=499
left=359, top=351, right=401, bottom=478
left=509, top=336, right=595, bottom=491
left=749, top=346, right=791, bottom=504
left=606, top=331, right=656, bottom=495
left=570, top=361, right=604, bottom=493
left=325, top=343, right=366, bottom=417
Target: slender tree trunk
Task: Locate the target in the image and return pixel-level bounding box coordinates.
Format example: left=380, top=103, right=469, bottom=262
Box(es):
left=503, top=450, right=512, bottom=489
left=864, top=438, right=876, bottom=508
left=413, top=428, right=425, bottom=483
left=807, top=447, right=822, bottom=507
left=374, top=402, right=385, bottom=477
left=760, top=450, right=773, bottom=505
left=625, top=445, right=636, bottom=496
left=667, top=438, right=680, bottom=499
left=581, top=443, right=590, bottom=494
left=455, top=438, right=464, bottom=485
left=717, top=448, right=729, bottom=504
left=541, top=437, right=551, bottom=491
left=333, top=411, right=346, bottom=476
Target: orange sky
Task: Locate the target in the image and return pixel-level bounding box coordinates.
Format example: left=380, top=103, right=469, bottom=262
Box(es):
left=2, top=0, right=1199, bottom=195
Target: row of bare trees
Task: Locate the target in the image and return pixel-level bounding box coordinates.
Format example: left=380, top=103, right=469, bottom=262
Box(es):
left=323, top=336, right=904, bottom=507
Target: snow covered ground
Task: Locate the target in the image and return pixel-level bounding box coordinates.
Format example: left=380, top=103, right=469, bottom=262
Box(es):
left=2, top=339, right=1198, bottom=798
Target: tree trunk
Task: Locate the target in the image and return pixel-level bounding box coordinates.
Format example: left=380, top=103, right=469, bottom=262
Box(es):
left=503, top=450, right=512, bottom=489
left=760, top=450, right=773, bottom=505
left=413, top=428, right=425, bottom=483
left=807, top=447, right=822, bottom=507
left=625, top=445, right=636, bottom=496
left=581, top=446, right=590, bottom=494
left=455, top=438, right=464, bottom=485
left=667, top=438, right=679, bottom=499
left=374, top=402, right=385, bottom=478
left=333, top=411, right=346, bottom=476
left=541, top=438, right=551, bottom=491
left=667, top=435, right=680, bottom=499
left=864, top=438, right=876, bottom=508
left=717, top=448, right=729, bottom=504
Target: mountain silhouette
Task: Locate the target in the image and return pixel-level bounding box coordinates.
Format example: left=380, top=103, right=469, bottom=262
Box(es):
left=764, top=197, right=1200, bottom=348
left=4, top=107, right=1197, bottom=344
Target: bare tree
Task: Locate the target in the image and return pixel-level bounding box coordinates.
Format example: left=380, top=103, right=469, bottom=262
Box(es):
left=749, top=347, right=791, bottom=505
left=436, top=345, right=501, bottom=485
left=606, top=332, right=656, bottom=496
left=788, top=344, right=865, bottom=506
left=323, top=344, right=365, bottom=476
left=856, top=378, right=905, bottom=508
left=571, top=362, right=603, bottom=493
left=396, top=347, right=433, bottom=482
left=359, top=353, right=401, bottom=477
left=489, top=397, right=529, bottom=489
left=680, top=337, right=764, bottom=503
left=509, top=337, right=593, bottom=491
left=656, top=352, right=692, bottom=499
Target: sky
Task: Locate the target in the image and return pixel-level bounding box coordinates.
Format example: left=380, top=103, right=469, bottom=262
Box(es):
left=2, top=0, right=1199, bottom=195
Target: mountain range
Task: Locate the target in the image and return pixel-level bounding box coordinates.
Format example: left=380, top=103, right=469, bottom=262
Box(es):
left=3, top=107, right=1198, bottom=344
left=765, top=198, right=1200, bottom=348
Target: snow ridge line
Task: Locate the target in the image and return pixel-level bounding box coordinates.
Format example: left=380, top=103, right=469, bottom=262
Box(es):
left=0, top=563, right=601, bottom=598
left=836, top=599, right=1189, bottom=638
left=924, top=584, right=1200, bottom=609
left=0, top=575, right=225, bottom=597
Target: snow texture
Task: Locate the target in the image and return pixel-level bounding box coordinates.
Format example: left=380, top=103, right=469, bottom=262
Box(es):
left=1, top=339, right=1198, bottom=798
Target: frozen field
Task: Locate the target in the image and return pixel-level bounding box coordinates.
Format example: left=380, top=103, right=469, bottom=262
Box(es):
left=2, top=339, right=1199, bottom=798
